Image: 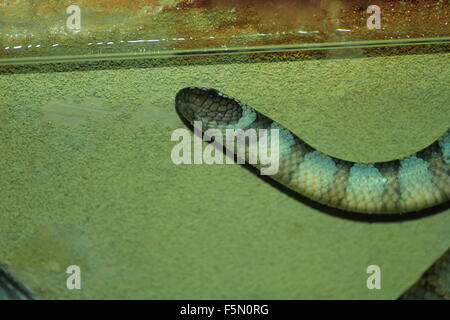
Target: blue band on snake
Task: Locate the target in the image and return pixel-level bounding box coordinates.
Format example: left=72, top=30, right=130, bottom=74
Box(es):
left=176, top=87, right=450, bottom=214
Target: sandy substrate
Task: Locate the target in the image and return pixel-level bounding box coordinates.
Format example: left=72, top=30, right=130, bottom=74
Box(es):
left=0, top=51, right=449, bottom=299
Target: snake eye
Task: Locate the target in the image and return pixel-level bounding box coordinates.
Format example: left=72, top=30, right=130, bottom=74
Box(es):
left=202, top=88, right=220, bottom=99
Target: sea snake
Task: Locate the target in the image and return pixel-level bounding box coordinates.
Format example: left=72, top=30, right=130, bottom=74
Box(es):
left=176, top=87, right=450, bottom=214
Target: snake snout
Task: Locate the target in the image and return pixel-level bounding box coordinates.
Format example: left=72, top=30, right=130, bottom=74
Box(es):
left=175, top=87, right=244, bottom=126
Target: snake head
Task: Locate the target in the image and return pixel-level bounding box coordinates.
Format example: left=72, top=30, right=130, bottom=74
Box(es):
left=175, top=87, right=244, bottom=128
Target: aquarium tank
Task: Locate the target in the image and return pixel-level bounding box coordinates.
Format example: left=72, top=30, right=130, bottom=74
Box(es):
left=0, top=0, right=449, bottom=302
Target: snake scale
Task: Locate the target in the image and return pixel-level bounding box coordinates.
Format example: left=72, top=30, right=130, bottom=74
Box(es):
left=176, top=87, right=450, bottom=215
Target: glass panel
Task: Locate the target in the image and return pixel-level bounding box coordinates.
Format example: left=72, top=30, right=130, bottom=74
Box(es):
left=1, top=0, right=449, bottom=65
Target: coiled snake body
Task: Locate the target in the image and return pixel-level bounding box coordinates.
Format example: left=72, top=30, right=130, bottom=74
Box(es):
left=176, top=87, right=450, bottom=214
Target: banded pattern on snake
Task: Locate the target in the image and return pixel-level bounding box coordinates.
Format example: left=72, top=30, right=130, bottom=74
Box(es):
left=176, top=87, right=450, bottom=214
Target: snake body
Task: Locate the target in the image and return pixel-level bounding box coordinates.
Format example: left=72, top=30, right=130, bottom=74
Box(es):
left=176, top=87, right=450, bottom=214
